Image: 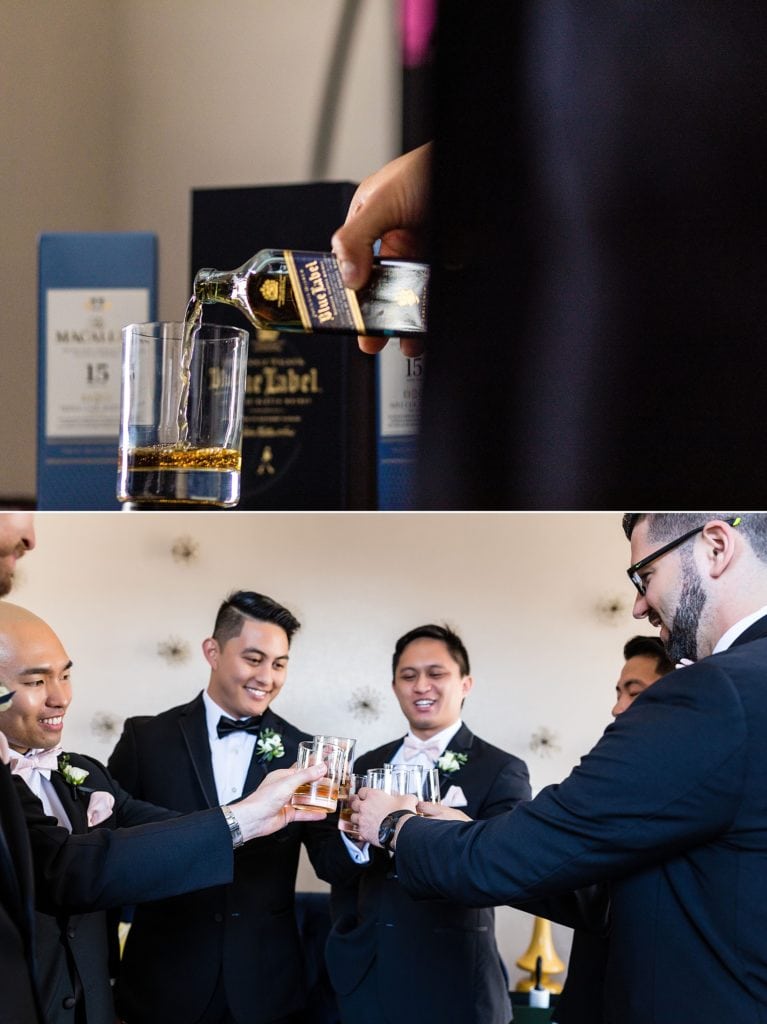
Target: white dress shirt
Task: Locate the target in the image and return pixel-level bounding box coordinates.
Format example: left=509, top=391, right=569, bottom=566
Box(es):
left=713, top=604, right=767, bottom=655
left=203, top=690, right=258, bottom=805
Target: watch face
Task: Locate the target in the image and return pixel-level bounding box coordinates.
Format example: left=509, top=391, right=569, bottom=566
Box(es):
left=379, top=810, right=410, bottom=850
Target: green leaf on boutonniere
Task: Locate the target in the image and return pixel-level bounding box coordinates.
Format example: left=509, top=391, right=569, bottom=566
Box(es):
left=57, top=752, right=89, bottom=789
left=437, top=749, right=468, bottom=775
left=256, top=728, right=285, bottom=763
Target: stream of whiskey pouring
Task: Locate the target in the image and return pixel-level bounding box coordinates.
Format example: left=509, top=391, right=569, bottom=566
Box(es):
left=178, top=292, right=204, bottom=445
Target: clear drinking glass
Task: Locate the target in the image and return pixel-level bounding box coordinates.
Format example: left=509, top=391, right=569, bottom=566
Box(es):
left=383, top=763, right=425, bottom=798
left=291, top=737, right=344, bottom=812
left=422, top=766, right=441, bottom=803
left=323, top=736, right=357, bottom=795
left=365, top=767, right=395, bottom=792
left=337, top=773, right=366, bottom=838
left=117, top=322, right=249, bottom=507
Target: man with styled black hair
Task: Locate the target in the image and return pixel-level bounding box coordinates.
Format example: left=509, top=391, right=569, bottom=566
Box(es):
left=354, top=515, right=767, bottom=1023
left=390, top=622, right=470, bottom=677
left=326, top=622, right=530, bottom=1024
left=109, top=589, right=354, bottom=1024
left=213, top=590, right=302, bottom=648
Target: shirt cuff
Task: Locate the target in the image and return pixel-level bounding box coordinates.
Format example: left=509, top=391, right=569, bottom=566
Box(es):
left=340, top=830, right=370, bottom=863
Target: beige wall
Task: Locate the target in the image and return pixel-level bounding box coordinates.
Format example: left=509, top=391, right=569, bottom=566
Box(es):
left=10, top=510, right=642, bottom=985
left=1, top=0, right=400, bottom=501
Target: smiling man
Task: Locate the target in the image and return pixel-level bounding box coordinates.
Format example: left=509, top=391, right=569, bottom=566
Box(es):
left=108, top=589, right=355, bottom=1024
left=353, top=515, right=767, bottom=1024
left=325, top=623, right=530, bottom=1024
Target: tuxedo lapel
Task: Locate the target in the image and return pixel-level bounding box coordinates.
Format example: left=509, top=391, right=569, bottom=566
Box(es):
left=438, top=724, right=475, bottom=796
left=377, top=738, right=407, bottom=767
left=48, top=769, right=88, bottom=833
left=241, top=710, right=277, bottom=797
left=178, top=697, right=219, bottom=808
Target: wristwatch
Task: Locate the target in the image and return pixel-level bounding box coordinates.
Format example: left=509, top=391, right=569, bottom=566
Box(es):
left=378, top=809, right=415, bottom=852
left=221, top=805, right=244, bottom=849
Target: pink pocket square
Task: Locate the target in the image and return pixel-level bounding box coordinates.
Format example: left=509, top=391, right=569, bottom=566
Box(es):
left=442, top=785, right=468, bottom=808
left=87, top=791, right=115, bottom=827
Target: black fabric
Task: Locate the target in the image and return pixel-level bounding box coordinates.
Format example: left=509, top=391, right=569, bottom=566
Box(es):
left=216, top=715, right=263, bottom=739
left=417, top=1, right=767, bottom=508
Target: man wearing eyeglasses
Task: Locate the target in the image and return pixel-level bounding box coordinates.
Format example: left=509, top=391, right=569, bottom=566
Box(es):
left=353, top=514, right=767, bottom=1024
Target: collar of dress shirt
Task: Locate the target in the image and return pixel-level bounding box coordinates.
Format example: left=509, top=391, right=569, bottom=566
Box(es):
left=712, top=604, right=767, bottom=655
left=202, top=689, right=259, bottom=744
left=399, top=719, right=463, bottom=759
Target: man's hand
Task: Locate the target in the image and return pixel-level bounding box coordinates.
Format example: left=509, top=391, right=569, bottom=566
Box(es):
left=416, top=801, right=471, bottom=822
left=350, top=787, right=416, bottom=848
left=228, top=763, right=328, bottom=842
left=331, top=143, right=431, bottom=357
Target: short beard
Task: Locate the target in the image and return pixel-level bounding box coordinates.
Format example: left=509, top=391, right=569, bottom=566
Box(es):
left=665, top=561, right=707, bottom=663
left=0, top=574, right=12, bottom=598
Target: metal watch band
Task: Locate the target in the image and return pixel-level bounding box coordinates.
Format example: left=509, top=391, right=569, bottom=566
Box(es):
left=221, top=804, right=244, bottom=848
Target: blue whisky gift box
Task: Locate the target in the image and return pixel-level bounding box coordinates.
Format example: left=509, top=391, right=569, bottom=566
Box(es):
left=37, top=232, right=157, bottom=509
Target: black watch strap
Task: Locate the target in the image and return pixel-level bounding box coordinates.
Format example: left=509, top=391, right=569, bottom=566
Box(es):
left=379, top=809, right=415, bottom=851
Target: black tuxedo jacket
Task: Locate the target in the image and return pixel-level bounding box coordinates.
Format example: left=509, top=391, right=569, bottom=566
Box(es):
left=107, top=694, right=357, bottom=1024
left=13, top=752, right=234, bottom=1024
left=0, top=761, right=43, bottom=1024
left=522, top=884, right=610, bottom=1024
left=397, top=617, right=767, bottom=1023
left=325, top=724, right=531, bottom=1024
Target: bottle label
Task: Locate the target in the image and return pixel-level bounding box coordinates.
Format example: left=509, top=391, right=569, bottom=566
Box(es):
left=284, top=251, right=367, bottom=333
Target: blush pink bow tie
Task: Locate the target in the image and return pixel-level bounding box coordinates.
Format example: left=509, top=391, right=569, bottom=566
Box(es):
left=401, top=735, right=442, bottom=763
left=9, top=746, right=63, bottom=782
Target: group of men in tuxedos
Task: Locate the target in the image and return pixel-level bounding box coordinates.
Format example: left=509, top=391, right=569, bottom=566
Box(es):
left=0, top=512, right=530, bottom=1024
left=6, top=512, right=767, bottom=1024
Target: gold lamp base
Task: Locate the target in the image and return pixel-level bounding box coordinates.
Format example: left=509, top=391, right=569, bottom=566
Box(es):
left=515, top=916, right=564, bottom=994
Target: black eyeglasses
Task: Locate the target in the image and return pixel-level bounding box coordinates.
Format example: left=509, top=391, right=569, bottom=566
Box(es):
left=626, top=517, right=742, bottom=596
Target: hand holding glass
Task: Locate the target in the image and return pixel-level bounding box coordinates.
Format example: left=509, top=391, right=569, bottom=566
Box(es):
left=291, top=738, right=344, bottom=812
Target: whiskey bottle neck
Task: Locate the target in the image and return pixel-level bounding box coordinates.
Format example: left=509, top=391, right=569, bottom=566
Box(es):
left=194, top=268, right=238, bottom=306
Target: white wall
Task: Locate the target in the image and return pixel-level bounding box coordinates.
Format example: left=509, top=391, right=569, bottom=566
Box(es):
left=10, top=510, right=641, bottom=986
left=1, top=0, right=400, bottom=500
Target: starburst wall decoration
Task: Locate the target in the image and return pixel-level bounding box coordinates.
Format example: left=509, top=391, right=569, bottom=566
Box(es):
left=90, top=711, right=123, bottom=741
left=347, top=686, right=383, bottom=723
left=594, top=593, right=629, bottom=624
left=157, top=636, right=191, bottom=663
left=171, top=536, right=199, bottom=564
left=529, top=726, right=562, bottom=758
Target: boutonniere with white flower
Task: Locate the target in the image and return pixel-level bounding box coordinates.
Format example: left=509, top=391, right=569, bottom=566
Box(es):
left=57, top=752, right=89, bottom=789
left=256, top=728, right=285, bottom=763
left=437, top=749, right=468, bottom=775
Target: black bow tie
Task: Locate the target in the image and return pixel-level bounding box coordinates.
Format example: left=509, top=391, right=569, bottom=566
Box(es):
left=216, top=715, right=262, bottom=739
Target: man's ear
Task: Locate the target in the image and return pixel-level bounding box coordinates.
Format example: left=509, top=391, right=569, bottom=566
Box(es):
left=202, top=637, right=219, bottom=669
left=702, top=519, right=738, bottom=579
